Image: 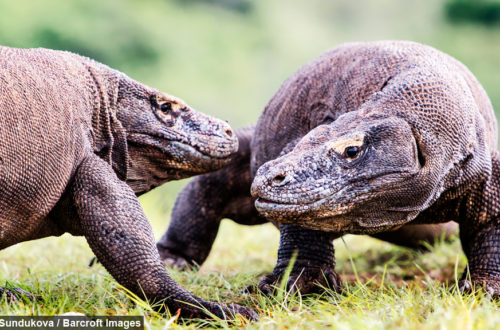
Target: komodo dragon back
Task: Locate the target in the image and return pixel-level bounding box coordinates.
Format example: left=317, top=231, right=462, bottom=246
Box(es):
left=0, top=46, right=256, bottom=319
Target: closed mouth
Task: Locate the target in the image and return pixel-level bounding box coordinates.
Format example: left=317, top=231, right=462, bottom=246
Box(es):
left=254, top=170, right=410, bottom=212
left=255, top=193, right=331, bottom=213
left=128, top=132, right=234, bottom=160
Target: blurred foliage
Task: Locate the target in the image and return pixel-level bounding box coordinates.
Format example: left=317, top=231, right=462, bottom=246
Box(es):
left=0, top=0, right=499, bottom=130
left=178, top=0, right=253, bottom=14
left=445, top=0, right=500, bottom=25
left=0, top=1, right=159, bottom=70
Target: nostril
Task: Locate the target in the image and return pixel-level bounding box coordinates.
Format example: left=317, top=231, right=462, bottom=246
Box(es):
left=272, top=174, right=286, bottom=185
left=225, top=129, right=233, bottom=137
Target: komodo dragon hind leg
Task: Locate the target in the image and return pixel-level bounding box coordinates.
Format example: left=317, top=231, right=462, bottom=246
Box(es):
left=71, top=155, right=256, bottom=320
left=157, top=126, right=266, bottom=268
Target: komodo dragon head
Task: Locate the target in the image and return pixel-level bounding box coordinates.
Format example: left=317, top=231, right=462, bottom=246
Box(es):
left=118, top=82, right=238, bottom=194
left=252, top=113, right=425, bottom=234
left=86, top=61, right=238, bottom=195
left=251, top=69, right=492, bottom=234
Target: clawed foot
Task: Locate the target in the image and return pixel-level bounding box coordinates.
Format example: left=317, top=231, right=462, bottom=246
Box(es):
left=205, top=301, right=258, bottom=321
left=0, top=287, right=35, bottom=302
left=155, top=244, right=257, bottom=320
left=168, top=300, right=258, bottom=321
left=458, top=278, right=500, bottom=298
left=157, top=244, right=194, bottom=269
left=246, top=263, right=342, bottom=295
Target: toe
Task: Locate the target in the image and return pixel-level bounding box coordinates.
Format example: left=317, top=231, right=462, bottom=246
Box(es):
left=325, top=270, right=343, bottom=293
left=258, top=275, right=278, bottom=295
left=226, top=303, right=259, bottom=321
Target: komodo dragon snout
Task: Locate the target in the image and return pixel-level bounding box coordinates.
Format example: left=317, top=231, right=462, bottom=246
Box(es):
left=115, top=78, right=238, bottom=192
left=252, top=112, right=433, bottom=234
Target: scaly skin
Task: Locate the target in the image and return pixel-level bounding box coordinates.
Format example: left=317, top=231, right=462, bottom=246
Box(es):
left=0, top=46, right=256, bottom=319
left=159, top=41, right=496, bottom=296
left=251, top=41, right=499, bottom=295
left=158, top=126, right=457, bottom=292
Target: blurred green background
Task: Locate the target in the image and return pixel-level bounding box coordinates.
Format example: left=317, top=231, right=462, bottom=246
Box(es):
left=0, top=0, right=499, bottom=270
left=1, top=0, right=498, bottom=129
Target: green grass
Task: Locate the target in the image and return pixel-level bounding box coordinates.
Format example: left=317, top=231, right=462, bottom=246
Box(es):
left=0, top=219, right=499, bottom=329
left=0, top=0, right=499, bottom=328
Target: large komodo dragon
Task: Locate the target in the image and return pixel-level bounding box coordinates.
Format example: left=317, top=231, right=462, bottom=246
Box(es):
left=158, top=40, right=499, bottom=296
left=0, top=46, right=257, bottom=319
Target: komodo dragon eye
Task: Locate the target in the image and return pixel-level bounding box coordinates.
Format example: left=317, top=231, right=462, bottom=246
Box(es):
left=160, top=102, right=172, bottom=114
left=344, top=146, right=361, bottom=159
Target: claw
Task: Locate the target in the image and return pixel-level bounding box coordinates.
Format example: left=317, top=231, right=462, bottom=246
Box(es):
left=259, top=275, right=277, bottom=295
left=458, top=279, right=472, bottom=293
left=202, top=301, right=258, bottom=321
left=287, top=279, right=299, bottom=295
left=458, top=278, right=500, bottom=298
left=242, top=284, right=255, bottom=294
left=225, top=303, right=259, bottom=321
left=249, top=266, right=343, bottom=296
left=163, top=256, right=190, bottom=269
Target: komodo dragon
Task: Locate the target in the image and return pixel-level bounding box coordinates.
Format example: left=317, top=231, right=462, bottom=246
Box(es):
left=157, top=40, right=499, bottom=296
left=0, top=46, right=257, bottom=319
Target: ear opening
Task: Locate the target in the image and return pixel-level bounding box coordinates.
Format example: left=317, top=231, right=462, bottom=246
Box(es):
left=411, top=128, right=426, bottom=168
left=416, top=139, right=426, bottom=168
left=380, top=76, right=393, bottom=91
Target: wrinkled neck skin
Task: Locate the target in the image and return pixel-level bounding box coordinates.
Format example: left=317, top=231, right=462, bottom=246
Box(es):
left=85, top=60, right=238, bottom=196
left=85, top=60, right=128, bottom=180
left=252, top=106, right=490, bottom=235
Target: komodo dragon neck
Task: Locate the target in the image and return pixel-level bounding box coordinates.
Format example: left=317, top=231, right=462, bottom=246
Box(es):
left=84, top=60, right=129, bottom=181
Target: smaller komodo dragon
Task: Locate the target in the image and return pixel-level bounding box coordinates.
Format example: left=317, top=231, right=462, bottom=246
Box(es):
left=157, top=41, right=499, bottom=297
left=0, top=46, right=257, bottom=320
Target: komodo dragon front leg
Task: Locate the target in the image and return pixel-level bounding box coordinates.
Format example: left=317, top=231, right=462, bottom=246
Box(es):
left=71, top=155, right=256, bottom=319
left=456, top=152, right=500, bottom=295
left=158, top=128, right=457, bottom=294
left=253, top=222, right=457, bottom=294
